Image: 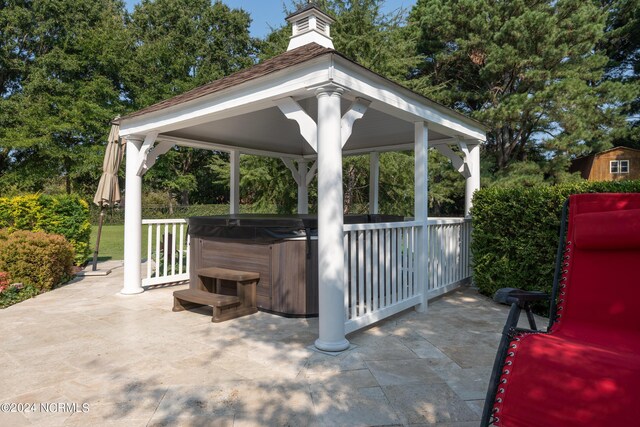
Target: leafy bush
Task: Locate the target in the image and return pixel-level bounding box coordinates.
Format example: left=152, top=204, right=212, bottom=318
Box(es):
left=471, top=180, right=640, bottom=311
left=0, top=194, right=91, bottom=265
left=0, top=230, right=75, bottom=293
left=0, top=284, right=39, bottom=309
left=0, top=271, right=10, bottom=293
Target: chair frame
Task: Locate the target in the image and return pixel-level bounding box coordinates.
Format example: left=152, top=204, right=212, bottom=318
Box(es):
left=480, top=200, right=570, bottom=426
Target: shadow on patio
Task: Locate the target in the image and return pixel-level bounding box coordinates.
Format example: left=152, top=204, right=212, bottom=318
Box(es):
left=0, top=263, right=542, bottom=426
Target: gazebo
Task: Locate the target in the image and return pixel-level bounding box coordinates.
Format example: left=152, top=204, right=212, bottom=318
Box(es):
left=116, top=5, right=486, bottom=352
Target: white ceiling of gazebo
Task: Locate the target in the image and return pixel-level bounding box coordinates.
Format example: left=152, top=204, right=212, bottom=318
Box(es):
left=160, top=98, right=449, bottom=158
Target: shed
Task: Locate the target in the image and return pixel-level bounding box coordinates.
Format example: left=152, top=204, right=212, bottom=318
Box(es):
left=570, top=146, right=640, bottom=181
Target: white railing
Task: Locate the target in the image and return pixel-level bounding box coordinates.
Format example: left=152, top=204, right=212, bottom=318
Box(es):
left=343, top=221, right=424, bottom=334
left=427, top=218, right=472, bottom=299
left=343, top=218, right=472, bottom=334
left=142, top=219, right=190, bottom=287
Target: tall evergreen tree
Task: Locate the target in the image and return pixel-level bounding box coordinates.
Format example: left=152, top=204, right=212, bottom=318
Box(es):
left=409, top=0, right=634, bottom=172
left=600, top=0, right=640, bottom=148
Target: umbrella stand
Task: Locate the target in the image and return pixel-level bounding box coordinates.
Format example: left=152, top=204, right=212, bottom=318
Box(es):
left=92, top=206, right=106, bottom=271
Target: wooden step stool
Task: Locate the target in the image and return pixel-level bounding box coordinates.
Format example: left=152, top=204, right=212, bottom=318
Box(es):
left=173, top=267, right=259, bottom=322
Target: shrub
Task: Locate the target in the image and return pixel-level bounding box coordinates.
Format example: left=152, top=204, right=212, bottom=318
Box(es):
left=0, top=194, right=91, bottom=265
left=471, top=180, right=640, bottom=313
left=0, top=230, right=75, bottom=293
left=0, top=271, right=10, bottom=293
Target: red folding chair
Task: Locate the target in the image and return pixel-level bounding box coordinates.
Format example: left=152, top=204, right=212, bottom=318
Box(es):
left=482, top=193, right=640, bottom=426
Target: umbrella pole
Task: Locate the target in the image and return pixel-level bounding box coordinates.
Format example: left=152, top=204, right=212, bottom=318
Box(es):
left=92, top=207, right=105, bottom=271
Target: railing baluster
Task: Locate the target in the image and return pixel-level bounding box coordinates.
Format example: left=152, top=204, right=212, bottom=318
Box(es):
left=408, top=227, right=414, bottom=296
left=364, top=229, right=371, bottom=314
left=178, top=223, right=184, bottom=275
left=391, top=228, right=397, bottom=304
left=155, top=224, right=161, bottom=278
left=372, top=229, right=379, bottom=311
left=147, top=223, right=152, bottom=279
left=171, top=223, right=177, bottom=276
left=163, top=224, right=169, bottom=277
left=358, top=230, right=365, bottom=316
left=350, top=230, right=357, bottom=320
left=384, top=229, right=391, bottom=308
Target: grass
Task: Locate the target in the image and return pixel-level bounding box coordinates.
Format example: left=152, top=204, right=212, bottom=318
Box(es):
left=90, top=224, right=149, bottom=262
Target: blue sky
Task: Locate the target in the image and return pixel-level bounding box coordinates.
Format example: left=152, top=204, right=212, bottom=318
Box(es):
left=124, top=1, right=417, bottom=39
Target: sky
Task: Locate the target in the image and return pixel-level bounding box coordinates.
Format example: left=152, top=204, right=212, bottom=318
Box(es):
left=124, top=0, right=417, bottom=39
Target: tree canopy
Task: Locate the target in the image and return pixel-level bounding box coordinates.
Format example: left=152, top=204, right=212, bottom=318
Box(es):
left=0, top=0, right=637, bottom=215
left=409, top=0, right=637, bottom=176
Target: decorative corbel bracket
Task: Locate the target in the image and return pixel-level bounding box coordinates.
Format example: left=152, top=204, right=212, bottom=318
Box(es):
left=458, top=141, right=473, bottom=175
left=306, top=160, right=318, bottom=186
left=275, top=97, right=318, bottom=152
left=281, top=158, right=318, bottom=186
left=275, top=96, right=371, bottom=152
left=136, top=132, right=174, bottom=176
left=341, top=98, right=371, bottom=147
left=435, top=140, right=471, bottom=179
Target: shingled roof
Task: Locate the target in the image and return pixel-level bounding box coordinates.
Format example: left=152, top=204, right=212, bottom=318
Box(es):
left=119, top=43, right=334, bottom=122
left=119, top=42, right=488, bottom=132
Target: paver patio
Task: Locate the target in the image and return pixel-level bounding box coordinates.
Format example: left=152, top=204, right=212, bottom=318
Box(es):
left=0, top=262, right=544, bottom=426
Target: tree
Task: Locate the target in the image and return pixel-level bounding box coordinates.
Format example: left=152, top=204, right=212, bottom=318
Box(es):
left=600, top=0, right=640, bottom=148
left=409, top=0, right=634, bottom=172
left=127, top=0, right=257, bottom=205
left=126, top=0, right=256, bottom=108
left=0, top=0, right=130, bottom=195
left=262, top=0, right=418, bottom=80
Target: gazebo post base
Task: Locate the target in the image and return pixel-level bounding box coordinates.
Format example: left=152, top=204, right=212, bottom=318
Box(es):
left=314, top=338, right=350, bottom=353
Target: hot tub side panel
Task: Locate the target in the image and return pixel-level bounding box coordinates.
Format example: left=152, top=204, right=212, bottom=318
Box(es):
left=271, top=239, right=318, bottom=316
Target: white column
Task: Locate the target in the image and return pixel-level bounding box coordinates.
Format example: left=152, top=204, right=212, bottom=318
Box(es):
left=230, top=150, right=240, bottom=214
left=315, top=86, right=349, bottom=352
left=369, top=152, right=379, bottom=214
left=465, top=143, right=481, bottom=217
left=122, top=136, right=144, bottom=295
left=297, top=160, right=309, bottom=214
left=414, top=122, right=429, bottom=312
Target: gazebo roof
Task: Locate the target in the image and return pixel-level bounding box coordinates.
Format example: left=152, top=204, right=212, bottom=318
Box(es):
left=120, top=44, right=335, bottom=122
left=118, top=42, right=487, bottom=159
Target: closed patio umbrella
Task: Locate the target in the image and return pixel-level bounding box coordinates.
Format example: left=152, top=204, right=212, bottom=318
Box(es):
left=92, top=121, right=123, bottom=270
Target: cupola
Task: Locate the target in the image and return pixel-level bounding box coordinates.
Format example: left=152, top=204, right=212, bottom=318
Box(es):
left=286, top=3, right=335, bottom=51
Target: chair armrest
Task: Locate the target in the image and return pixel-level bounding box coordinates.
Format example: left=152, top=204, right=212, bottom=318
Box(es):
left=494, top=288, right=549, bottom=306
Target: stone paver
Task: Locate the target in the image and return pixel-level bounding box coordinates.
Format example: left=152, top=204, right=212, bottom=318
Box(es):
left=0, top=262, right=545, bottom=426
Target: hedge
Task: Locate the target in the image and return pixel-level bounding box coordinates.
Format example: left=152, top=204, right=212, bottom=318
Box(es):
left=470, top=180, right=640, bottom=313
left=0, top=194, right=91, bottom=265
left=0, top=229, right=74, bottom=293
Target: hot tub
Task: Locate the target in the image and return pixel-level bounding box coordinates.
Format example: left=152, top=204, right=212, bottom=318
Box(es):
left=188, top=214, right=404, bottom=317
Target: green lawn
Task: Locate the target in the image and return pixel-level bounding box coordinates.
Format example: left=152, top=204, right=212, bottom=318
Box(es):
left=90, top=225, right=149, bottom=262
